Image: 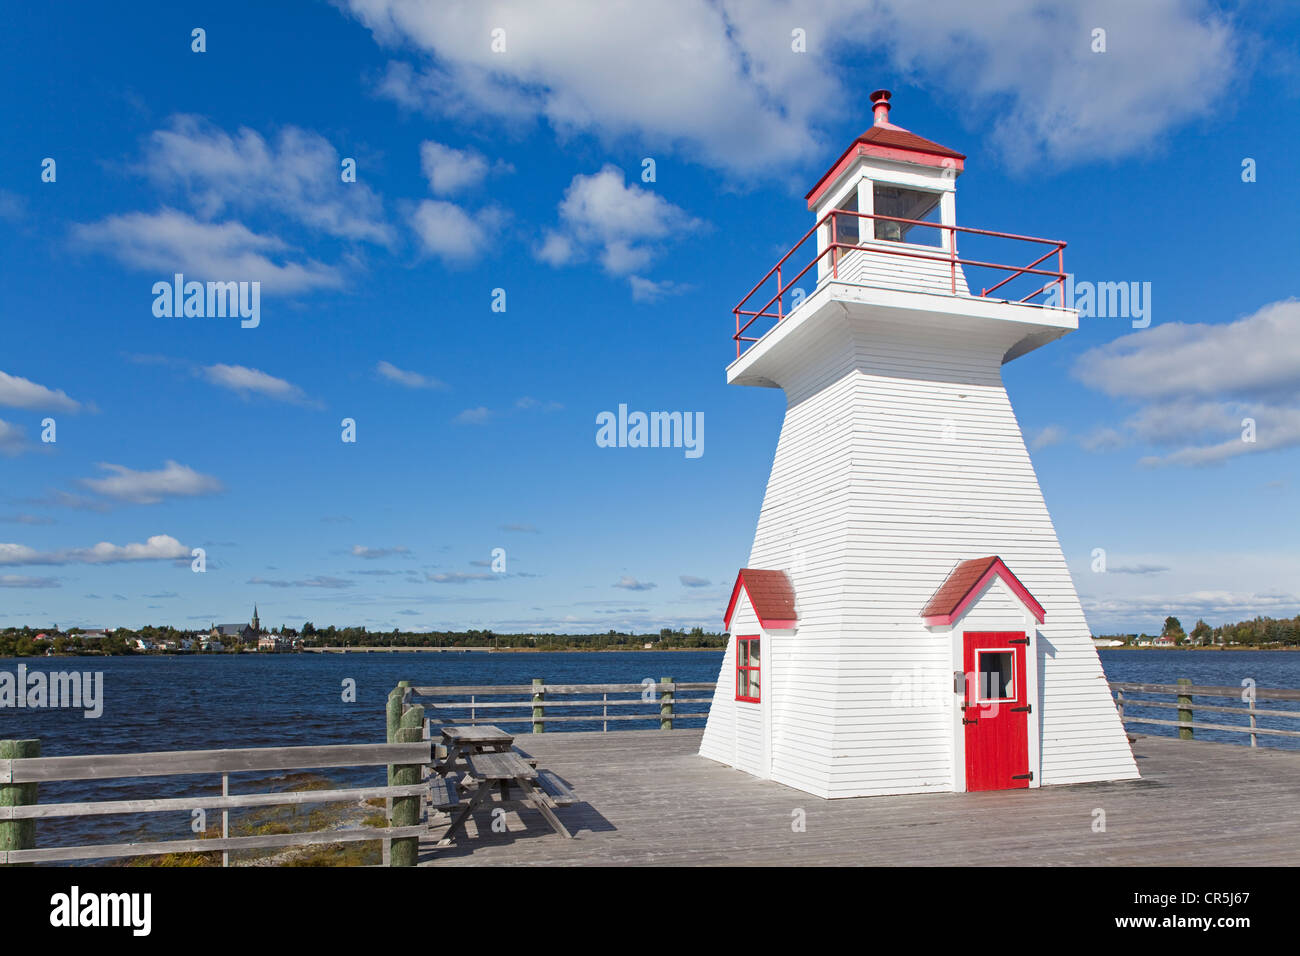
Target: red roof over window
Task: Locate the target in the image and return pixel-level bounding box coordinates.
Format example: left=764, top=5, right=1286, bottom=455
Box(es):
left=920, top=556, right=1045, bottom=626
left=724, top=569, right=797, bottom=630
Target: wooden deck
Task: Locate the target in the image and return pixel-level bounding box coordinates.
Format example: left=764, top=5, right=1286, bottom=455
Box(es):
left=418, top=729, right=1300, bottom=866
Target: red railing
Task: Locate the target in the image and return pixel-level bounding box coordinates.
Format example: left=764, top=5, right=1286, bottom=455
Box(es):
left=732, top=208, right=1067, bottom=357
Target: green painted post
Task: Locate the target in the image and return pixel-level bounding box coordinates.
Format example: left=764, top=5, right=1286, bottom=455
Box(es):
left=660, top=677, right=674, bottom=731
left=0, top=739, right=40, bottom=866
left=390, top=703, right=425, bottom=867
left=1177, top=678, right=1194, bottom=740
left=532, top=678, right=545, bottom=733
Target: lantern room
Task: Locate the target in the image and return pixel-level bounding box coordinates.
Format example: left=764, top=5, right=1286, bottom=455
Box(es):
left=807, top=90, right=966, bottom=291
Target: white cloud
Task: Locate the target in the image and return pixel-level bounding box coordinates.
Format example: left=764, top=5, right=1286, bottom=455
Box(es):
left=0, top=534, right=190, bottom=567
left=1029, top=425, right=1066, bottom=450
left=202, top=363, right=318, bottom=406
left=74, top=209, right=343, bottom=293
left=539, top=166, right=701, bottom=277
left=142, top=115, right=394, bottom=245
left=427, top=571, right=497, bottom=583
left=0, top=575, right=59, bottom=589
left=351, top=545, right=411, bottom=559
left=680, top=575, right=711, bottom=588
left=453, top=406, right=492, bottom=425
left=613, top=575, right=656, bottom=591
left=376, top=360, right=448, bottom=390
left=79, top=460, right=224, bottom=504
left=409, top=199, right=497, bottom=264
left=515, top=396, right=562, bottom=411
left=419, top=140, right=501, bottom=195
left=0, top=370, right=82, bottom=412
left=1073, top=299, right=1300, bottom=465
left=0, top=419, right=30, bottom=457
left=342, top=0, right=1246, bottom=173
left=628, top=276, right=690, bottom=303
left=249, top=575, right=355, bottom=589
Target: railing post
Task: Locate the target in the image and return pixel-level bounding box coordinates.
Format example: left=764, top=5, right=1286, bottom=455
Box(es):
left=390, top=703, right=425, bottom=867
left=1116, top=689, right=1124, bottom=721
left=777, top=266, right=783, bottom=320
left=659, top=677, right=674, bottom=731
left=532, top=678, right=545, bottom=734
left=603, top=692, right=608, bottom=733
left=384, top=681, right=408, bottom=867
left=1248, top=694, right=1258, bottom=748
left=831, top=214, right=838, bottom=279
left=221, top=773, right=230, bottom=868
left=0, top=739, right=40, bottom=866
left=1177, top=678, right=1194, bottom=740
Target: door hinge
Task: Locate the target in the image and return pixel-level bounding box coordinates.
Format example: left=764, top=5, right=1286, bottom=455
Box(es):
left=1011, top=772, right=1033, bottom=781
left=962, top=718, right=979, bottom=725
left=1010, top=705, right=1031, bottom=713
left=1008, top=638, right=1030, bottom=645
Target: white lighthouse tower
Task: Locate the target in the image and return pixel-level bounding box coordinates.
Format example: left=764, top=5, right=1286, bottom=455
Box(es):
left=700, top=91, right=1138, bottom=798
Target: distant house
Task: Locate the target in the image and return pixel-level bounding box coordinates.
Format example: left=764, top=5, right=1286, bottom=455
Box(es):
left=257, top=634, right=286, bottom=652
left=34, top=633, right=48, bottom=642
left=134, top=638, right=154, bottom=651
left=78, top=629, right=108, bottom=641
left=200, top=638, right=224, bottom=652
left=1153, top=634, right=1176, bottom=647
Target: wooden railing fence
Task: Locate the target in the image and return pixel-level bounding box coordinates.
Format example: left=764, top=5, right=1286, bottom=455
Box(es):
left=0, top=738, right=430, bottom=867
left=401, top=677, right=715, bottom=733
left=1110, top=679, right=1300, bottom=747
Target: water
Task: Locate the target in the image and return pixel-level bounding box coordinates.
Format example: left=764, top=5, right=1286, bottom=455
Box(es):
left=2, top=649, right=1296, bottom=856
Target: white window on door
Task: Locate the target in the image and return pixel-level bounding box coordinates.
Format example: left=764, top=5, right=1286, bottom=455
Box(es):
left=975, top=649, right=1015, bottom=702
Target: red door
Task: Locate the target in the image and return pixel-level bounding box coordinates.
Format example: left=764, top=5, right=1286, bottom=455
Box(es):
left=962, top=631, right=1031, bottom=791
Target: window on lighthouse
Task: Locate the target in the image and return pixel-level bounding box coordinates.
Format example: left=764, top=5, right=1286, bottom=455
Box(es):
left=736, top=636, right=761, bottom=703
left=873, top=184, right=942, bottom=247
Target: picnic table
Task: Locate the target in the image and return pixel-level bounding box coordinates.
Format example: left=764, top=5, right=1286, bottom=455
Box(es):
left=436, top=725, right=515, bottom=772
left=430, top=725, right=577, bottom=844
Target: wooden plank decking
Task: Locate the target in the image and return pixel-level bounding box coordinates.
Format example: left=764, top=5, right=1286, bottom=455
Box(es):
left=418, top=730, right=1300, bottom=866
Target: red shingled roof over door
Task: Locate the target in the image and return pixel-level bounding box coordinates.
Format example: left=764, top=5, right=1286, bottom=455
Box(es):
left=723, top=569, right=797, bottom=630
left=920, top=556, right=1045, bottom=626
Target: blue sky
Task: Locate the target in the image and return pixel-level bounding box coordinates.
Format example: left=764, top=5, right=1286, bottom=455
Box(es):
left=2, top=0, right=1299, bottom=635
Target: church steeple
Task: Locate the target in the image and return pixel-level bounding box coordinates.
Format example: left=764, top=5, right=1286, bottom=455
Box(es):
left=252, top=605, right=260, bottom=633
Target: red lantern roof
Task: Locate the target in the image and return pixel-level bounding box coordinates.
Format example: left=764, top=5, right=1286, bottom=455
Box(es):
left=806, top=89, right=966, bottom=209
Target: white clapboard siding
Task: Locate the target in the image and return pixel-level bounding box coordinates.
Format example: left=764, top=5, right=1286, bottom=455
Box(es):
left=836, top=244, right=970, bottom=297
left=719, top=306, right=1137, bottom=798
left=699, top=592, right=768, bottom=779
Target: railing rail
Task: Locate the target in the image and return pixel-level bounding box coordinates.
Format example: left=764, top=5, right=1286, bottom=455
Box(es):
left=733, top=207, right=1067, bottom=357
left=407, top=680, right=716, bottom=733
left=0, top=740, right=431, bottom=866
left=1109, top=679, right=1300, bottom=748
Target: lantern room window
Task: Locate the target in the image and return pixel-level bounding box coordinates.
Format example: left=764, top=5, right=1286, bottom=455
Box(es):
left=834, top=190, right=860, bottom=247
left=736, top=635, right=761, bottom=702
left=873, top=184, right=942, bottom=246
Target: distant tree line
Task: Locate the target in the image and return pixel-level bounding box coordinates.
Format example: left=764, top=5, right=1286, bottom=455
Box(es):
left=1100, top=614, right=1300, bottom=647
left=0, top=623, right=727, bottom=657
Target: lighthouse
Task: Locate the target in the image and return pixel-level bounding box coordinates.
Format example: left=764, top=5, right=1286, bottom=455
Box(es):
left=700, top=91, right=1138, bottom=798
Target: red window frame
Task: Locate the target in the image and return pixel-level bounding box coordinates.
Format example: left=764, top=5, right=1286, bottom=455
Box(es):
left=735, top=635, right=760, bottom=703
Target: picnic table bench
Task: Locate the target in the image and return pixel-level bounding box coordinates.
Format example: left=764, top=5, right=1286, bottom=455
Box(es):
left=430, top=725, right=577, bottom=844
